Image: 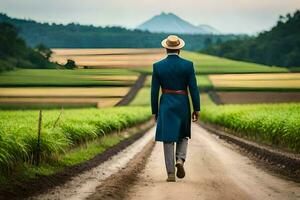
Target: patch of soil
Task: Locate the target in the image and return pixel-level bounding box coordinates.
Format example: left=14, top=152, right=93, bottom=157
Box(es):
left=0, top=121, right=154, bottom=200
left=86, top=139, right=155, bottom=200
left=217, top=91, right=300, bottom=104
left=199, top=122, right=300, bottom=182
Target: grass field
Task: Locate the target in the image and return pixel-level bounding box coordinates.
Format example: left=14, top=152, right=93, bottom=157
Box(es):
left=0, top=106, right=151, bottom=173
left=201, top=103, right=300, bottom=152
left=0, top=69, right=137, bottom=87
left=130, top=87, right=151, bottom=106
left=181, top=51, right=288, bottom=74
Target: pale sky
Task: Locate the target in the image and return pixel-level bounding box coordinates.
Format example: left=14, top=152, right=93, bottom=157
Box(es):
left=0, top=0, right=299, bottom=34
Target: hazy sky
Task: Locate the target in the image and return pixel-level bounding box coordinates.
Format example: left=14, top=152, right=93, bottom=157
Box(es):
left=0, top=0, right=299, bottom=34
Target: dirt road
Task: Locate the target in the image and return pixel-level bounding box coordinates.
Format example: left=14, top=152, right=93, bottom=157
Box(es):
left=127, top=124, right=300, bottom=200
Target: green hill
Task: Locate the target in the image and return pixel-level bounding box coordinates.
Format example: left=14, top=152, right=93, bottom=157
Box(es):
left=202, top=10, right=300, bottom=68
left=0, top=22, right=57, bottom=72
left=0, top=13, right=240, bottom=50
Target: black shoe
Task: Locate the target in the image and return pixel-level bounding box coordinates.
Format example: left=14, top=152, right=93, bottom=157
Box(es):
left=175, top=160, right=185, bottom=179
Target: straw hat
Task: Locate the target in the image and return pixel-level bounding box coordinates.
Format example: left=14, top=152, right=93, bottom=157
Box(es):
left=161, top=35, right=185, bottom=49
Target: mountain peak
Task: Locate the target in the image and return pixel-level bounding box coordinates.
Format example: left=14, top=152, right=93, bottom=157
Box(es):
left=137, top=12, right=219, bottom=35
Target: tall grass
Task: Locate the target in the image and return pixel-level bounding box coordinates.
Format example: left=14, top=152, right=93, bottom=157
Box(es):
left=0, top=106, right=151, bottom=171
left=201, top=103, right=300, bottom=152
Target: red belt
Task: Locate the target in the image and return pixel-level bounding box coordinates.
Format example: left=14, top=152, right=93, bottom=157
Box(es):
left=162, top=89, right=188, bottom=95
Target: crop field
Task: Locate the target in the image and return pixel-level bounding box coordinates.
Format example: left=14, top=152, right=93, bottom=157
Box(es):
left=0, top=69, right=138, bottom=87
left=209, top=73, right=300, bottom=90
left=0, top=106, right=151, bottom=172
left=136, top=50, right=288, bottom=75
left=0, top=68, right=138, bottom=108
left=51, top=48, right=164, bottom=68
left=0, top=87, right=129, bottom=97
left=180, top=51, right=288, bottom=74
left=201, top=103, right=300, bottom=152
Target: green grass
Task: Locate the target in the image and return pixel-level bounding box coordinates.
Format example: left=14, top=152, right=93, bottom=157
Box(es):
left=200, top=103, right=300, bottom=152
left=0, top=68, right=137, bottom=87
left=181, top=51, right=288, bottom=74
left=130, top=87, right=151, bottom=106
left=135, top=51, right=288, bottom=75
left=0, top=131, right=137, bottom=185
left=0, top=106, right=151, bottom=173
left=197, top=75, right=213, bottom=89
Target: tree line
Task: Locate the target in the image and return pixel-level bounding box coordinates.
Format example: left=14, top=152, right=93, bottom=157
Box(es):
left=202, top=10, right=300, bottom=68
left=0, top=22, right=57, bottom=72
left=0, top=13, right=239, bottom=51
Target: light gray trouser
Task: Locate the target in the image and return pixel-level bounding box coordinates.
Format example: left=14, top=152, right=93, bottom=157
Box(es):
left=163, top=137, right=188, bottom=174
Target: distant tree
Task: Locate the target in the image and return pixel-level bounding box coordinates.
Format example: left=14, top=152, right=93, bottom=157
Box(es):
left=0, top=22, right=26, bottom=58
left=35, top=43, right=52, bottom=60
left=0, top=13, right=239, bottom=51
left=64, top=59, right=76, bottom=69
left=204, top=37, right=213, bottom=48
left=215, top=38, right=222, bottom=45
left=0, top=22, right=57, bottom=72
left=202, top=10, right=300, bottom=68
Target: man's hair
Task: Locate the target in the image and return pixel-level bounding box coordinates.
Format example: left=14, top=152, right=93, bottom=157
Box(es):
left=166, top=48, right=180, bottom=54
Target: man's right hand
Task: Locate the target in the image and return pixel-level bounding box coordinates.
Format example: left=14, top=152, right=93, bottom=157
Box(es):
left=192, top=111, right=199, bottom=122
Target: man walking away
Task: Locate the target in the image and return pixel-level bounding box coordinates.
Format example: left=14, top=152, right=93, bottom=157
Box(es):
left=151, top=35, right=200, bottom=182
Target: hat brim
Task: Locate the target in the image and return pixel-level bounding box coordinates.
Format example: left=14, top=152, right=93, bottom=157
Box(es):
left=161, top=38, right=185, bottom=49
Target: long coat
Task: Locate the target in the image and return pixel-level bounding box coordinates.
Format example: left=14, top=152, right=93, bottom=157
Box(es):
left=151, top=54, right=200, bottom=142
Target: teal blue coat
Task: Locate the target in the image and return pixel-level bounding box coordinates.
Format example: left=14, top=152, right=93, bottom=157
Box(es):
left=151, top=54, right=200, bottom=142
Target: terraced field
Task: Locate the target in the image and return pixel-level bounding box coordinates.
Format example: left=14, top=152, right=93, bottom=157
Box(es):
left=51, top=48, right=164, bottom=68
left=0, top=68, right=138, bottom=86
left=0, top=68, right=138, bottom=108
left=209, top=73, right=300, bottom=90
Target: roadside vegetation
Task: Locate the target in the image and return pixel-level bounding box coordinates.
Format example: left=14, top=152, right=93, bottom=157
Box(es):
left=201, top=103, right=300, bottom=152
left=0, top=106, right=151, bottom=178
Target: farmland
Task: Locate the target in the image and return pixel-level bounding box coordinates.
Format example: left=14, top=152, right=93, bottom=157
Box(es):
left=209, top=73, right=300, bottom=91
left=200, top=103, right=300, bottom=152
left=0, top=68, right=138, bottom=87
left=0, top=49, right=163, bottom=108
left=215, top=92, right=300, bottom=104
left=0, top=87, right=129, bottom=108
left=180, top=51, right=288, bottom=74
left=0, top=107, right=151, bottom=173
left=51, top=48, right=164, bottom=68
left=1, top=48, right=300, bottom=196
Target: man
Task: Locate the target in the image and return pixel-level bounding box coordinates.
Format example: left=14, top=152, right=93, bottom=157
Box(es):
left=151, top=35, right=200, bottom=182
